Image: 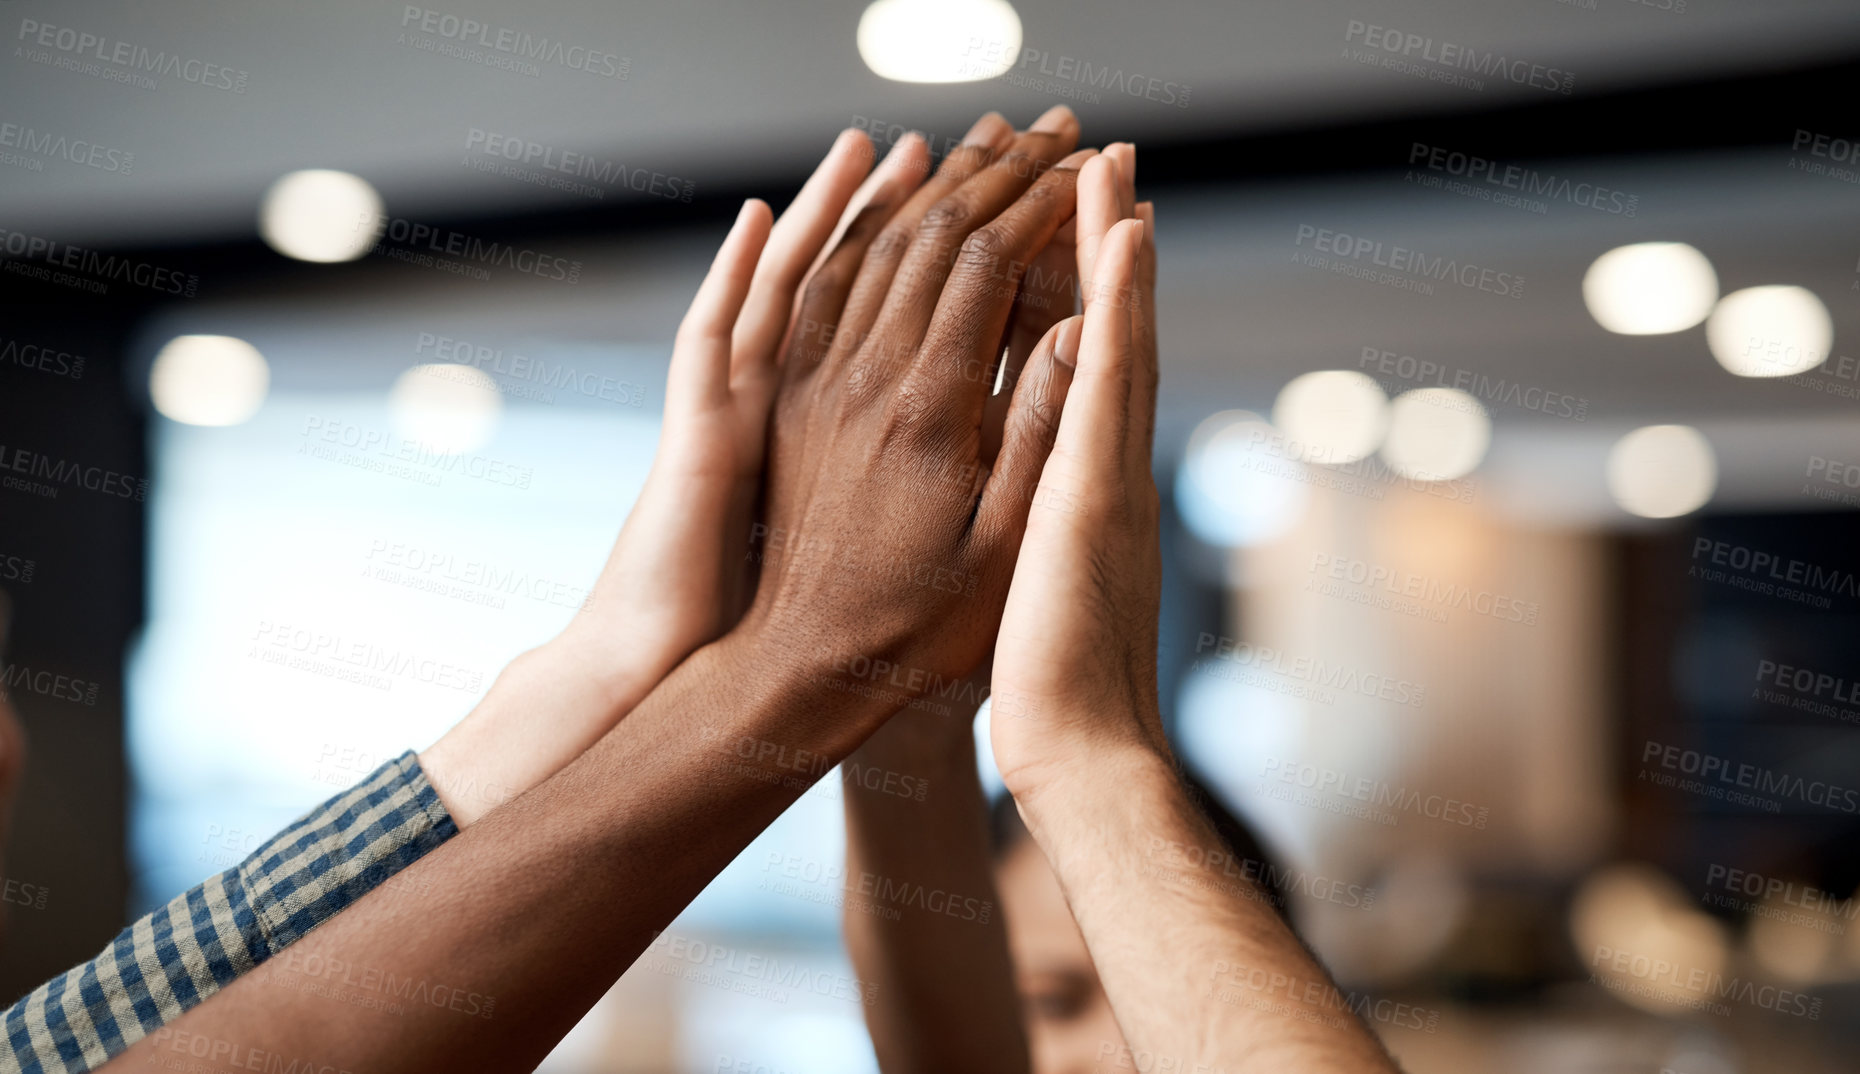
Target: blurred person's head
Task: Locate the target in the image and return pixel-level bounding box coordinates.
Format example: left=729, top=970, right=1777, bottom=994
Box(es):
left=989, top=769, right=1285, bottom=1074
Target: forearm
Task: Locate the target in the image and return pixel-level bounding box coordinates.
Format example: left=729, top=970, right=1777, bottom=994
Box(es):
left=106, top=635, right=891, bottom=1074
left=1018, top=745, right=1400, bottom=1074
left=8, top=752, right=453, bottom=1074
left=416, top=631, right=650, bottom=827
left=841, top=711, right=1029, bottom=1074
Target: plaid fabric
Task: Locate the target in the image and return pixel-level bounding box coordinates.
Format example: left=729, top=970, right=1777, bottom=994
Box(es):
left=3, top=750, right=457, bottom=1074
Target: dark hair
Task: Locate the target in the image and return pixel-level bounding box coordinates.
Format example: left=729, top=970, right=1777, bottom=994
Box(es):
left=989, top=763, right=1290, bottom=919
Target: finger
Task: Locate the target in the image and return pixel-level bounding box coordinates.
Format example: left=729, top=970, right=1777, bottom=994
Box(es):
left=668, top=200, right=773, bottom=410
left=975, top=315, right=1082, bottom=546
left=1073, top=154, right=1123, bottom=311
left=861, top=106, right=1082, bottom=362
left=980, top=235, right=1075, bottom=463
left=895, top=149, right=1091, bottom=444
left=783, top=195, right=911, bottom=381
left=1104, top=142, right=1137, bottom=221
left=799, top=131, right=934, bottom=300
left=824, top=111, right=1021, bottom=375
left=764, top=152, right=929, bottom=537
left=770, top=112, right=1013, bottom=539
left=765, top=181, right=920, bottom=528
left=778, top=135, right=931, bottom=381
left=1051, top=219, right=1143, bottom=477
left=1130, top=201, right=1159, bottom=462
left=729, top=128, right=875, bottom=378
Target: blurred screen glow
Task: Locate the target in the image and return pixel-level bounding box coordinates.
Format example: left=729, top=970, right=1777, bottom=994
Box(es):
left=1581, top=242, right=1718, bottom=335
left=1705, top=284, right=1833, bottom=377
left=149, top=335, right=271, bottom=427
left=856, top=0, right=1021, bottom=83
left=1605, top=423, right=1716, bottom=519
left=1378, top=388, right=1489, bottom=481
left=259, top=169, right=384, bottom=264
left=1270, top=370, right=1388, bottom=465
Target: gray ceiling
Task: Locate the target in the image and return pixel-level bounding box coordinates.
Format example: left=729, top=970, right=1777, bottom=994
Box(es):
left=6, top=0, right=1860, bottom=244
left=18, top=0, right=1860, bottom=521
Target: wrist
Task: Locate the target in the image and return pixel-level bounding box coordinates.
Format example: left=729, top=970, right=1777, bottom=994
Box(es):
left=699, top=628, right=904, bottom=762
left=545, top=616, right=665, bottom=717
left=1002, top=731, right=1175, bottom=838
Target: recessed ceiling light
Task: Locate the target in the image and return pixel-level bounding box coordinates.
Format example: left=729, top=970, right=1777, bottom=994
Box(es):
left=1705, top=284, right=1832, bottom=378
left=149, top=335, right=270, bottom=426
left=1379, top=388, right=1489, bottom=482
left=857, top=0, right=1021, bottom=83
left=1271, top=370, right=1388, bottom=465
left=259, top=169, right=383, bottom=264
left=1606, top=424, right=1715, bottom=519
left=1582, top=242, right=1717, bottom=335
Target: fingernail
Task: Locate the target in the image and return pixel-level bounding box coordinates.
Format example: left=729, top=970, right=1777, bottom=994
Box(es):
left=962, top=112, right=1011, bottom=147
left=1031, top=105, right=1076, bottom=134
left=1137, top=201, right=1155, bottom=229
left=1056, top=148, right=1098, bottom=169
left=1054, top=316, right=1084, bottom=369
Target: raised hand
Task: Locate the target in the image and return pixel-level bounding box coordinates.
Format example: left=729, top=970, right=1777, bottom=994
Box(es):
left=420, top=129, right=915, bottom=824
left=988, top=149, right=1165, bottom=797
left=735, top=106, right=1098, bottom=709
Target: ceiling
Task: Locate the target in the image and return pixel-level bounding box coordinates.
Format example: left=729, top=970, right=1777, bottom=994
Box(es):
left=17, top=0, right=1860, bottom=524
left=7, top=0, right=1860, bottom=245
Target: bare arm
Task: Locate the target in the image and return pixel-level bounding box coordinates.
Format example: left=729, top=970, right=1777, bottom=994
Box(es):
left=104, top=106, right=1095, bottom=1074
left=989, top=205, right=1401, bottom=1072
left=841, top=702, right=1029, bottom=1074
left=1020, top=748, right=1400, bottom=1072
left=419, top=125, right=886, bottom=828
left=841, top=133, right=1143, bottom=1074
left=112, top=634, right=900, bottom=1074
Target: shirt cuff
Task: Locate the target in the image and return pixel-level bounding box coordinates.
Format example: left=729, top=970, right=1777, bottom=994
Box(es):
left=3, top=750, right=458, bottom=1074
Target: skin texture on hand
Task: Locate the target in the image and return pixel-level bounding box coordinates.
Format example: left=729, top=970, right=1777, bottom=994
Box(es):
left=740, top=105, right=1096, bottom=709
left=985, top=202, right=1403, bottom=1071
left=839, top=131, right=1142, bottom=1074
left=989, top=156, right=1165, bottom=798
left=98, top=109, right=1100, bottom=1074
left=417, top=129, right=888, bottom=826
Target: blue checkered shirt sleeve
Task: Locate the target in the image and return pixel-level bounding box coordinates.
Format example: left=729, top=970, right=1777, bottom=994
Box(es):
left=3, top=749, right=457, bottom=1074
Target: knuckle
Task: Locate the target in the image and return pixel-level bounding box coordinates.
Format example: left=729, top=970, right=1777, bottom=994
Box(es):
left=958, top=226, right=1010, bottom=268
left=921, top=196, right=976, bottom=238
left=886, top=380, right=938, bottom=432
left=868, top=224, right=914, bottom=265
left=881, top=377, right=960, bottom=450
left=1021, top=394, right=1063, bottom=447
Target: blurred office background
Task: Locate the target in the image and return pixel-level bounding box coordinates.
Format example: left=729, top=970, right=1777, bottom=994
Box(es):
left=4, top=0, right=1860, bottom=1070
